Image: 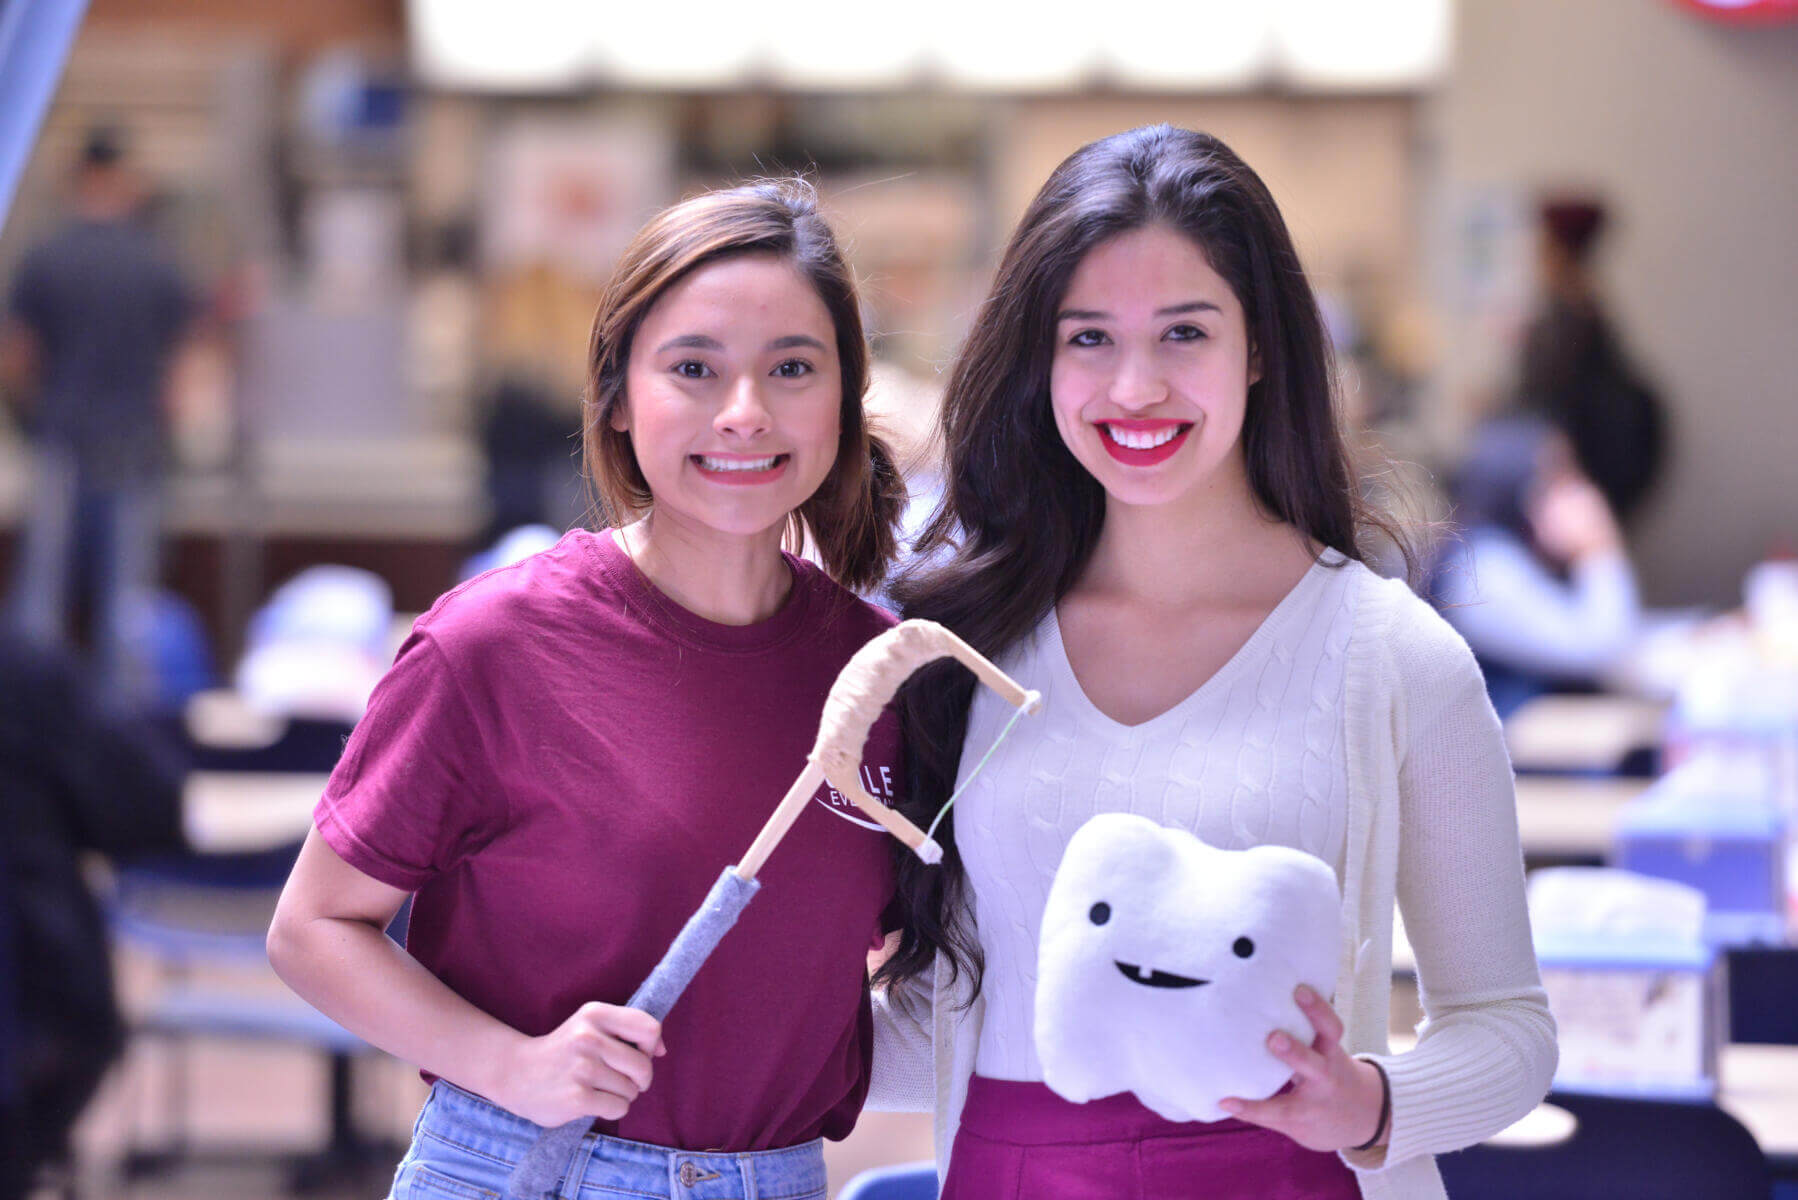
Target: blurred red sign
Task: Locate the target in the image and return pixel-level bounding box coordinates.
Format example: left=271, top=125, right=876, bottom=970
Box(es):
left=1674, top=0, right=1798, bottom=22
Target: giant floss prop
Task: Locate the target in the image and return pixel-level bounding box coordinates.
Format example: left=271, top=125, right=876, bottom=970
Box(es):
left=508, top=619, right=1041, bottom=1200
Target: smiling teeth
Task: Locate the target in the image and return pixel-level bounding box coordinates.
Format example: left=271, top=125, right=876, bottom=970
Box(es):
left=1104, top=425, right=1183, bottom=450
left=698, top=455, right=779, bottom=472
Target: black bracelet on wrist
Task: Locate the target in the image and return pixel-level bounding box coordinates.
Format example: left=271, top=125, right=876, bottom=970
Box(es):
left=1350, top=1059, right=1392, bottom=1153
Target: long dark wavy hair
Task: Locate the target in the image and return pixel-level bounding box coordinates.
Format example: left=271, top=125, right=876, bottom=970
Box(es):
left=875, top=125, right=1408, bottom=1000
left=583, top=178, right=905, bottom=593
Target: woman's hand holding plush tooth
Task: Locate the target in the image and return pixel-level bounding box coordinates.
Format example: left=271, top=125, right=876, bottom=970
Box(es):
left=1219, top=985, right=1388, bottom=1153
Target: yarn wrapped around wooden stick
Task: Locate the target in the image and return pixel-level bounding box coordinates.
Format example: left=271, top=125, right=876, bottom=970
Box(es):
left=507, top=620, right=1040, bottom=1200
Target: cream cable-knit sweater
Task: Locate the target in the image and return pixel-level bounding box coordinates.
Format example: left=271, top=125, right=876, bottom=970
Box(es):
left=869, top=561, right=1558, bottom=1200
left=964, top=553, right=1354, bottom=1081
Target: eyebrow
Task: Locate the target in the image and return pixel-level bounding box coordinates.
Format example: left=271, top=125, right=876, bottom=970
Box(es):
left=767, top=334, right=828, bottom=352
left=1056, top=301, right=1223, bottom=322
left=653, top=333, right=829, bottom=354
left=655, top=334, right=723, bottom=353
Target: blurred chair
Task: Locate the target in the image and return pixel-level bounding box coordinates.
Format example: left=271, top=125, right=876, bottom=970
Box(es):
left=838, top=1162, right=937, bottom=1200
left=1728, top=946, right=1798, bottom=1046
left=122, top=588, right=218, bottom=714
left=112, top=845, right=409, bottom=1191
left=1727, top=946, right=1798, bottom=1198
left=161, top=705, right=351, bottom=775
left=461, top=522, right=560, bottom=582
left=1436, top=1092, right=1769, bottom=1200
left=111, top=843, right=312, bottom=1167
left=233, top=566, right=393, bottom=724
left=109, top=705, right=404, bottom=1191
left=0, top=846, right=28, bottom=1200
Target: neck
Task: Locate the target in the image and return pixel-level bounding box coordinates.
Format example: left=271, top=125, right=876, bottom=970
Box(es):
left=1546, top=261, right=1592, bottom=306
left=616, top=511, right=793, bottom=626
left=1081, top=457, right=1309, bottom=607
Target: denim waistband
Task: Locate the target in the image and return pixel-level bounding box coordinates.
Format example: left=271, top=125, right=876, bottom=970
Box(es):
left=410, top=1081, right=827, bottom=1199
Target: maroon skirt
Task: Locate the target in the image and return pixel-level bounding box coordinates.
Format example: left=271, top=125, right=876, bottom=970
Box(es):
left=940, top=1075, right=1361, bottom=1200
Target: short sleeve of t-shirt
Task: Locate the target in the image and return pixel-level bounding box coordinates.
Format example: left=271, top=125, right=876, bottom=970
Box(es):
left=314, top=631, right=503, bottom=891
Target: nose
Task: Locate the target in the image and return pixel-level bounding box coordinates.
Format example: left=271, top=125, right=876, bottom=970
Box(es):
left=715, top=374, right=772, bottom=439
left=1106, top=348, right=1167, bottom=412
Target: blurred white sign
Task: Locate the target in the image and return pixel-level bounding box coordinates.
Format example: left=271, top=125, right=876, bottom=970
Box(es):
left=408, top=0, right=1451, bottom=92
left=482, top=114, right=674, bottom=284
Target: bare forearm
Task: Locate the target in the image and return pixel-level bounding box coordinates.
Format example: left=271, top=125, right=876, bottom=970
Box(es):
left=268, top=913, right=525, bottom=1102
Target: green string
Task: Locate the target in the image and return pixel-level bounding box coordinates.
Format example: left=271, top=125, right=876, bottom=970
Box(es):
left=926, top=701, right=1030, bottom=841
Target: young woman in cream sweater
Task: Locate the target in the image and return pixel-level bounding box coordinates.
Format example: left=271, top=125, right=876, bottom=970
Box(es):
left=872, top=126, right=1556, bottom=1200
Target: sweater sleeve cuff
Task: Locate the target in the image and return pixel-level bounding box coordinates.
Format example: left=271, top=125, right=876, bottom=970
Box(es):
left=1339, top=1026, right=1544, bottom=1172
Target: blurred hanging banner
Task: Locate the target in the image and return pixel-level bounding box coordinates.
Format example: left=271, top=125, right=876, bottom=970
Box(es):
left=1673, top=0, right=1798, bottom=22
left=0, top=0, right=92, bottom=231
left=407, top=0, right=1451, bottom=92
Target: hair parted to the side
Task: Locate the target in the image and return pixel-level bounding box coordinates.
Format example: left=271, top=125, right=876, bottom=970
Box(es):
left=582, top=178, right=904, bottom=594
left=874, top=125, right=1415, bottom=1004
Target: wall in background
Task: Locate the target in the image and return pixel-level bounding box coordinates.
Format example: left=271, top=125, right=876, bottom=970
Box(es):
left=1432, top=0, right=1798, bottom=605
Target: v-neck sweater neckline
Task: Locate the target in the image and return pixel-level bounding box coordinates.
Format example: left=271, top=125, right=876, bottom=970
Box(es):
left=1046, top=550, right=1339, bottom=737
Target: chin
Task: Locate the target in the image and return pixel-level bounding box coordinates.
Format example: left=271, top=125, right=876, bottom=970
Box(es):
left=1076, top=439, right=1239, bottom=512
left=1077, top=460, right=1200, bottom=510
left=650, top=463, right=830, bottom=540
left=692, top=502, right=802, bottom=540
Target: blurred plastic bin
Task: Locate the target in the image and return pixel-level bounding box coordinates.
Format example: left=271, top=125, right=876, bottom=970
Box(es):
left=1530, top=870, right=1726, bottom=1101
left=1538, top=932, right=1726, bottom=1101
left=1614, top=754, right=1790, bottom=946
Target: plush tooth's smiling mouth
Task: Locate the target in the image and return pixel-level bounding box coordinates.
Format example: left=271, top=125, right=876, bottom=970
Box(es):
left=1115, top=961, right=1208, bottom=989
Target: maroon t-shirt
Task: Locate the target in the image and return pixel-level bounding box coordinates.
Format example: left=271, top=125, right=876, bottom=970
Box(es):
left=314, top=530, right=902, bottom=1151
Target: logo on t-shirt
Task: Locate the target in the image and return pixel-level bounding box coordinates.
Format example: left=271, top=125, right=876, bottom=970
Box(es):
left=811, top=764, right=898, bottom=831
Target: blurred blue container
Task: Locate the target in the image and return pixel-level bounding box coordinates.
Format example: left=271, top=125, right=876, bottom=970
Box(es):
left=1614, top=759, right=1789, bottom=946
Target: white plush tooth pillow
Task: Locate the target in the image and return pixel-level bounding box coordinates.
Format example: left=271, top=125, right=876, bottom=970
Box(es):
left=1035, top=812, right=1342, bottom=1122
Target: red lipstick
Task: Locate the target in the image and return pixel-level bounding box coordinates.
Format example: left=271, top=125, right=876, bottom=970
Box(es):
left=1096, top=420, right=1192, bottom=467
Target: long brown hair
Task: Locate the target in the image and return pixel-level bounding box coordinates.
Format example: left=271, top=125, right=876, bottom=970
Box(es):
left=583, top=178, right=903, bottom=594
left=877, top=125, right=1410, bottom=999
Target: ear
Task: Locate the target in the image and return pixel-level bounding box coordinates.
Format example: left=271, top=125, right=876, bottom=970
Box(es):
left=608, top=395, right=630, bottom=434
left=1247, top=342, right=1263, bottom=388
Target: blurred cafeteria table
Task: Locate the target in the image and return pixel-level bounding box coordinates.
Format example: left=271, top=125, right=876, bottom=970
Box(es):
left=1510, top=1046, right=1798, bottom=1159
left=1513, top=774, right=1651, bottom=863
left=1505, top=694, right=1669, bottom=774
left=183, top=741, right=1654, bottom=858
left=1389, top=1034, right=1798, bottom=1158
left=184, top=771, right=329, bottom=852
left=1723, top=1044, right=1798, bottom=1160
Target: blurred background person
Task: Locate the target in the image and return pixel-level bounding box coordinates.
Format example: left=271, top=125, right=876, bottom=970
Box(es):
left=1430, top=414, right=1642, bottom=718
left=1514, top=196, right=1667, bottom=527
left=0, top=630, right=186, bottom=1200
left=1, top=125, right=197, bottom=707
left=476, top=373, right=583, bottom=548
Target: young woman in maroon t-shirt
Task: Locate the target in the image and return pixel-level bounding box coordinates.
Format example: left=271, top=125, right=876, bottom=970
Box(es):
left=269, top=181, right=907, bottom=1200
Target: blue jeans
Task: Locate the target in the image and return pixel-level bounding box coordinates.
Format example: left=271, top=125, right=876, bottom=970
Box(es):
left=389, top=1081, right=829, bottom=1200
left=7, top=446, right=161, bottom=704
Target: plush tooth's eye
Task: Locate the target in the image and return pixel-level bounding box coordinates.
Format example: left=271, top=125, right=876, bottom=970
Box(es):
left=1089, top=902, right=1112, bottom=926
left=1233, top=936, right=1255, bottom=959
